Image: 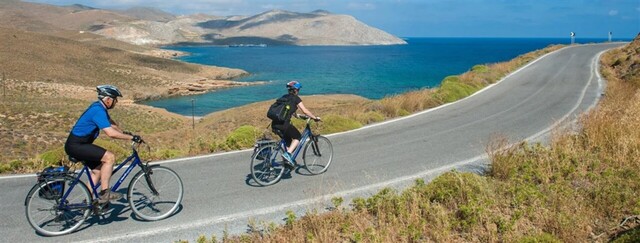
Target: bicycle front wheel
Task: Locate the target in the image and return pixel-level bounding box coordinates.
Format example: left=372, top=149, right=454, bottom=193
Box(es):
left=303, top=135, right=333, bottom=174
left=25, top=177, right=92, bottom=236
left=251, top=144, right=286, bottom=186
left=128, top=165, right=183, bottom=221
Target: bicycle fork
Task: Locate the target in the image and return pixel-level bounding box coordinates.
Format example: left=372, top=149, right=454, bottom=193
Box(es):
left=141, top=164, right=159, bottom=196
left=310, top=136, right=322, bottom=157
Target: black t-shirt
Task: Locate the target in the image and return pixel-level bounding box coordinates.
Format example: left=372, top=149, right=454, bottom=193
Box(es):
left=272, top=93, right=302, bottom=129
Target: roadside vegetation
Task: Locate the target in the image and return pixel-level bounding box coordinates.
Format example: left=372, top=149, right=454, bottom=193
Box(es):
left=180, top=35, right=640, bottom=243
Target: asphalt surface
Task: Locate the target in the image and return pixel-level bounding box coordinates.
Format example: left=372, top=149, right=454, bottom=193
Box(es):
left=0, top=42, right=625, bottom=242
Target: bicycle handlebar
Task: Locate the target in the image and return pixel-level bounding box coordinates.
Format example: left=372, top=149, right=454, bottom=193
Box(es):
left=296, top=114, right=321, bottom=122
left=124, top=131, right=145, bottom=144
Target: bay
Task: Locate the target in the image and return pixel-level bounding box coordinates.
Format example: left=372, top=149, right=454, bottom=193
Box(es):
left=144, top=37, right=624, bottom=116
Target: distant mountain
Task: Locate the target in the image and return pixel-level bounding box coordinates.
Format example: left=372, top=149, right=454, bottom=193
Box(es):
left=0, top=1, right=406, bottom=46
left=184, top=9, right=407, bottom=46
left=118, top=7, right=176, bottom=23
left=99, top=9, right=407, bottom=46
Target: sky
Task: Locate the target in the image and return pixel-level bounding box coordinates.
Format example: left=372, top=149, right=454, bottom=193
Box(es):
left=26, top=0, right=640, bottom=38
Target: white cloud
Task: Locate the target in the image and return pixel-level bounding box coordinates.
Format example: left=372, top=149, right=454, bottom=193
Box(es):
left=346, top=3, right=376, bottom=11
left=608, top=9, right=618, bottom=16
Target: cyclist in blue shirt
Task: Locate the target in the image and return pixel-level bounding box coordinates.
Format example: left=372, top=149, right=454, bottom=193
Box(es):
left=64, top=85, right=143, bottom=203
left=271, top=81, right=321, bottom=169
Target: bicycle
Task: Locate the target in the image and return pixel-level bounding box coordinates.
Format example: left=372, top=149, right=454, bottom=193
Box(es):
left=250, top=114, right=333, bottom=186
left=24, top=140, right=184, bottom=236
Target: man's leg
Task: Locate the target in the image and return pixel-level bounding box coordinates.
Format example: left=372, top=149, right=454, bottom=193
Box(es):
left=88, top=164, right=102, bottom=194
left=97, top=151, right=122, bottom=202
left=99, top=151, right=116, bottom=191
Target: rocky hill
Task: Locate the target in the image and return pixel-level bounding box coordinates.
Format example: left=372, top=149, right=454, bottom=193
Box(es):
left=1, top=1, right=405, bottom=46
left=192, top=9, right=407, bottom=46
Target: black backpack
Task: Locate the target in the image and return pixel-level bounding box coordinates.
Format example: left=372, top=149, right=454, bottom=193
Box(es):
left=267, top=96, right=291, bottom=122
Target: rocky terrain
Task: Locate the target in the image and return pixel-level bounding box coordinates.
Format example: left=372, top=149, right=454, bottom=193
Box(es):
left=1, top=0, right=406, bottom=46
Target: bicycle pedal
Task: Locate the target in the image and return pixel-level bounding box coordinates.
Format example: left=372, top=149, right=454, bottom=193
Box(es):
left=92, top=201, right=111, bottom=216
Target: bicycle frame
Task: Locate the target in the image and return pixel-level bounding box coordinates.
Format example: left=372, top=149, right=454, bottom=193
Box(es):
left=278, top=121, right=318, bottom=161
left=59, top=143, right=153, bottom=208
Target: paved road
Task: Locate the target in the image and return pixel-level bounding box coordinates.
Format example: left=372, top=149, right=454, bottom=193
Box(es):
left=0, top=43, right=624, bottom=242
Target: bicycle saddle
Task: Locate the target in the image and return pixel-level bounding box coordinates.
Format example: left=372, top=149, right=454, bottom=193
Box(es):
left=68, top=156, right=81, bottom=163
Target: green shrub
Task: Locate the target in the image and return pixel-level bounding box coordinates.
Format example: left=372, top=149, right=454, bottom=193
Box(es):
left=331, top=196, right=344, bottom=210
left=471, top=64, right=489, bottom=73
left=364, top=187, right=398, bottom=215
left=424, top=172, right=490, bottom=203
left=285, top=210, right=297, bottom=227
left=10, top=160, right=23, bottom=170
left=38, top=146, right=66, bottom=167
left=0, top=163, right=10, bottom=173
left=423, top=172, right=493, bottom=230
left=355, top=111, right=385, bottom=124
left=398, top=109, right=410, bottom=116
left=154, top=149, right=183, bottom=159
left=436, top=76, right=480, bottom=103
left=352, top=197, right=367, bottom=211
left=319, top=115, right=362, bottom=134
left=611, top=228, right=640, bottom=243
left=223, top=125, right=259, bottom=150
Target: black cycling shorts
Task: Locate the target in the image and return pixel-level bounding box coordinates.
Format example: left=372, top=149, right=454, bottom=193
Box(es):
left=273, top=123, right=301, bottom=146
left=64, top=134, right=105, bottom=170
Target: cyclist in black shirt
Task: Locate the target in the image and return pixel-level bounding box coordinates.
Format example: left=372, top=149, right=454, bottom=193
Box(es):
left=271, top=81, right=320, bottom=169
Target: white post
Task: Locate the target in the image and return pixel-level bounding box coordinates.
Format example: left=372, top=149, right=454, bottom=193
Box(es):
left=608, top=32, right=612, bottom=42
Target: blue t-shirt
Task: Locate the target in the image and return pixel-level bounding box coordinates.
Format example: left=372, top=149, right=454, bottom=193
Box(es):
left=70, top=101, right=112, bottom=138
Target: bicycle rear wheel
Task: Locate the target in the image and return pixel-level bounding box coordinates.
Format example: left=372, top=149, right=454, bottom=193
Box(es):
left=128, top=165, right=183, bottom=221
left=303, top=135, right=333, bottom=174
left=25, top=177, right=91, bottom=236
left=251, top=144, right=286, bottom=186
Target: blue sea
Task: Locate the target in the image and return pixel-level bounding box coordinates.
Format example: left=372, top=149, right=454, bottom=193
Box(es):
left=144, top=37, right=627, bottom=116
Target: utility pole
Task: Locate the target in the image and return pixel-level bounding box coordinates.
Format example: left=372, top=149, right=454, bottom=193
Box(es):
left=570, top=32, right=575, bottom=45
left=191, top=99, right=195, bottom=130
